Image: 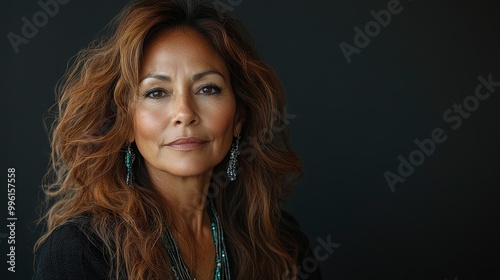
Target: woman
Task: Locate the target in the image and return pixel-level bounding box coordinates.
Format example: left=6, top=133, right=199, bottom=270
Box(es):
left=34, top=0, right=321, bottom=279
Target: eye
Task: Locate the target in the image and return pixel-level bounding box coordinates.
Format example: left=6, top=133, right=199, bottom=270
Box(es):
left=198, top=84, right=222, bottom=95
left=144, top=88, right=167, bottom=99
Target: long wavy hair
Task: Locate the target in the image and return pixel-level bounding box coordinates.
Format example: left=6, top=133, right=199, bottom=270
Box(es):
left=36, top=0, right=303, bottom=279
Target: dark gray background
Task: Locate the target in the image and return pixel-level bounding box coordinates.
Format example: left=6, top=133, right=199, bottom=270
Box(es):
left=1, top=0, right=499, bottom=279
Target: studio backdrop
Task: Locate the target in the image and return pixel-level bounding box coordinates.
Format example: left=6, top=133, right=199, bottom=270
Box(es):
left=1, top=0, right=499, bottom=279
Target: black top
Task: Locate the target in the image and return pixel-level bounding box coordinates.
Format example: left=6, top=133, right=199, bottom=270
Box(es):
left=33, top=213, right=322, bottom=279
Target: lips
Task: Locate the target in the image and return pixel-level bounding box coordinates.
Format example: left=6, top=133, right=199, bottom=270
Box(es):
left=165, top=137, right=208, bottom=150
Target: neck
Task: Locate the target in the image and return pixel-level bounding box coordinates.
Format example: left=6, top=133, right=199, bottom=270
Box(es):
left=148, top=169, right=212, bottom=237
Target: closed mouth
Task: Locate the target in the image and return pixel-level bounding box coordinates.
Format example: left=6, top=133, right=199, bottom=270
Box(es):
left=165, top=137, right=208, bottom=150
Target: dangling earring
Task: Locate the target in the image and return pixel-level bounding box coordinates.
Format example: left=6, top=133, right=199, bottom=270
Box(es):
left=227, top=135, right=241, bottom=181
left=125, top=142, right=135, bottom=186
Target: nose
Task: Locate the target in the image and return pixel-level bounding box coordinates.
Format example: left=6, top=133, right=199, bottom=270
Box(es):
left=171, top=91, right=199, bottom=126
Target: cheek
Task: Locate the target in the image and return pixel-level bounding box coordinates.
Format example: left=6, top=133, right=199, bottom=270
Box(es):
left=203, top=99, right=237, bottom=158
left=133, top=108, right=166, bottom=144
left=205, top=100, right=236, bottom=137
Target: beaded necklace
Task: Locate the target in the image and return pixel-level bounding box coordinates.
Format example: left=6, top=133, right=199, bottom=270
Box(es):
left=163, top=199, right=230, bottom=280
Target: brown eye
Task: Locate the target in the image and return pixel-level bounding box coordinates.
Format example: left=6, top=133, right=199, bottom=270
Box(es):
left=145, top=89, right=167, bottom=99
left=198, top=85, right=221, bottom=95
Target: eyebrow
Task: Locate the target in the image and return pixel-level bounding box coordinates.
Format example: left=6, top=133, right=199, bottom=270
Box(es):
left=140, top=74, right=171, bottom=82
left=140, top=70, right=225, bottom=83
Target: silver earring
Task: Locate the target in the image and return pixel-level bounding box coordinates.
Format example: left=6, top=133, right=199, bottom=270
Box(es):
left=227, top=135, right=241, bottom=181
left=125, top=142, right=135, bottom=186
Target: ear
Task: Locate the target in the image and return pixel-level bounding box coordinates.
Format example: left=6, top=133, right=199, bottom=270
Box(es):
left=127, top=129, right=135, bottom=143
left=126, top=99, right=136, bottom=143
left=233, top=109, right=244, bottom=137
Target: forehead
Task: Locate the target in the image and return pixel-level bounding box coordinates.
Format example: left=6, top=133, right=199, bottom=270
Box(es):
left=140, top=27, right=228, bottom=77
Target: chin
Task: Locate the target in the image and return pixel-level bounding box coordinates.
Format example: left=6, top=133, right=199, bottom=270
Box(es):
left=162, top=164, right=215, bottom=178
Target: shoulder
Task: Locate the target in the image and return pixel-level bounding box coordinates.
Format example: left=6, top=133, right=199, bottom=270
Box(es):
left=280, top=210, right=322, bottom=280
left=33, top=218, right=112, bottom=280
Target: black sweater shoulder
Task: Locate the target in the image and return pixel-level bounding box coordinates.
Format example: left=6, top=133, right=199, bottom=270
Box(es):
left=33, top=219, right=112, bottom=280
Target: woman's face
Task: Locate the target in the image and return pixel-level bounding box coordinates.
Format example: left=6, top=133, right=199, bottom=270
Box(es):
left=132, top=27, right=242, bottom=181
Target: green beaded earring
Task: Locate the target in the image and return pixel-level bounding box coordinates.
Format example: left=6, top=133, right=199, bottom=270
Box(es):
left=227, top=135, right=241, bottom=181
left=125, top=142, right=135, bottom=186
